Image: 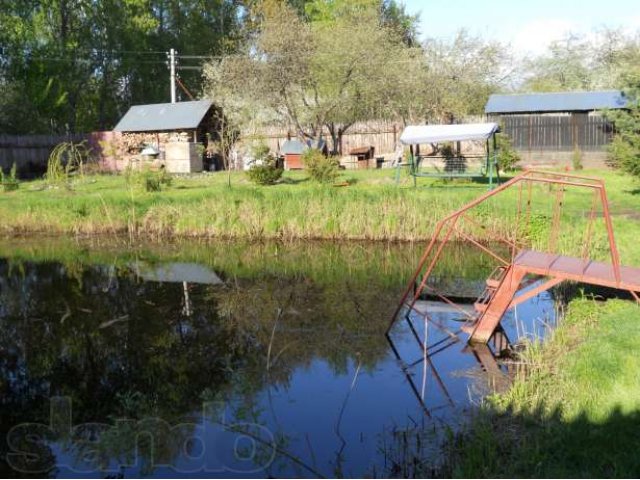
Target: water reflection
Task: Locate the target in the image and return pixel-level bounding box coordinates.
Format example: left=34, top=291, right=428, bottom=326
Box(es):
left=0, top=239, right=557, bottom=478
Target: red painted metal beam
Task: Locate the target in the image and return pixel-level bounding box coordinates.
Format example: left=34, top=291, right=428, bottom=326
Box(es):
left=469, top=267, right=527, bottom=343
left=507, top=277, right=565, bottom=310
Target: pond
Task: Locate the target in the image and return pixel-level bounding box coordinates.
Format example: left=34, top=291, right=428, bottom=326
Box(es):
left=0, top=238, right=558, bottom=478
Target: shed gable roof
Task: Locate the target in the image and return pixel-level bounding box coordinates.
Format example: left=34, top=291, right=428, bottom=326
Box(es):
left=485, top=91, right=627, bottom=114
left=114, top=100, right=213, bottom=132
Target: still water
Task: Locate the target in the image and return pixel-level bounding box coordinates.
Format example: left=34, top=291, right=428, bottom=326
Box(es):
left=0, top=239, right=557, bottom=478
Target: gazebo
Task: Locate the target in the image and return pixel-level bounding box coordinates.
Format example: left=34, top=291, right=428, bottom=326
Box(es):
left=397, top=123, right=501, bottom=188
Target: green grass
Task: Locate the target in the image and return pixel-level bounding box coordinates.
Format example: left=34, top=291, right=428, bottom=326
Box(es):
left=442, top=297, right=640, bottom=477
left=0, top=169, right=482, bottom=240
left=1, top=167, right=639, bottom=258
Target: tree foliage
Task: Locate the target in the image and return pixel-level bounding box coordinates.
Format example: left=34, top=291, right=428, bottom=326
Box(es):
left=522, top=28, right=640, bottom=92
left=421, top=30, right=511, bottom=122
left=0, top=0, right=242, bottom=134
left=605, top=71, right=640, bottom=177
left=204, top=0, right=422, bottom=154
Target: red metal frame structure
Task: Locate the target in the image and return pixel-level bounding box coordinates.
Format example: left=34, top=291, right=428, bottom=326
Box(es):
left=387, top=170, right=640, bottom=344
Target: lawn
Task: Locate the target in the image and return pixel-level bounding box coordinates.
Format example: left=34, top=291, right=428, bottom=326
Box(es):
left=442, top=297, right=640, bottom=477
left=1, top=168, right=639, bottom=255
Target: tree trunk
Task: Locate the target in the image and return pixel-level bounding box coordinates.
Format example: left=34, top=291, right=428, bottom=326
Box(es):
left=337, top=128, right=345, bottom=156
left=327, top=123, right=339, bottom=155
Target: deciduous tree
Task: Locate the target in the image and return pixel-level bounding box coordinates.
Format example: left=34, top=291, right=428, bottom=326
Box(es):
left=204, top=0, right=422, bottom=154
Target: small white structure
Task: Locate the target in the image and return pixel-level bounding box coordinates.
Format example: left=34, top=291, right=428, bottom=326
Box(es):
left=397, top=122, right=501, bottom=187
left=399, top=123, right=500, bottom=145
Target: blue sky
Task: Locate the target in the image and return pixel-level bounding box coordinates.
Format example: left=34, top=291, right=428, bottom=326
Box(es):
left=402, top=0, right=640, bottom=54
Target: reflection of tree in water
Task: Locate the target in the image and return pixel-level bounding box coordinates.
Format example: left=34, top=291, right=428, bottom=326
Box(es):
left=0, top=240, right=499, bottom=476
left=212, top=272, right=400, bottom=378
left=0, top=252, right=409, bottom=476
left=0, top=260, right=250, bottom=475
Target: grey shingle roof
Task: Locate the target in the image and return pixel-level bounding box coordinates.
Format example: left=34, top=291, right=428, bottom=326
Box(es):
left=114, top=100, right=213, bottom=132
left=485, top=91, right=627, bottom=114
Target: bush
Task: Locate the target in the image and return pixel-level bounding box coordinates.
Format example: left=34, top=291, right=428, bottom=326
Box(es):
left=246, top=157, right=283, bottom=185
left=126, top=165, right=173, bottom=192
left=494, top=133, right=520, bottom=172
left=246, top=144, right=283, bottom=186
left=608, top=134, right=640, bottom=176
left=0, top=162, right=19, bottom=192
left=302, top=149, right=339, bottom=184
left=142, top=167, right=172, bottom=192
left=46, top=141, right=90, bottom=187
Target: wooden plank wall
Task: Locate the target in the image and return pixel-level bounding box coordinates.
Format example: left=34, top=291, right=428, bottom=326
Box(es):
left=0, top=132, right=115, bottom=177
left=0, top=133, right=88, bottom=175
left=491, top=114, right=614, bottom=151
left=239, top=120, right=402, bottom=155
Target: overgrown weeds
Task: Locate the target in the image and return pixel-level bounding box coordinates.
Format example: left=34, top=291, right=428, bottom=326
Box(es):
left=124, top=165, right=173, bottom=192
left=439, top=297, right=640, bottom=478
left=46, top=141, right=91, bottom=188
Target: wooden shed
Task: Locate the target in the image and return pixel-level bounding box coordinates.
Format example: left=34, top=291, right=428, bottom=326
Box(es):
left=279, top=138, right=328, bottom=170
left=113, top=100, right=220, bottom=173
left=485, top=90, right=627, bottom=166
left=280, top=139, right=306, bottom=170
left=349, top=146, right=375, bottom=169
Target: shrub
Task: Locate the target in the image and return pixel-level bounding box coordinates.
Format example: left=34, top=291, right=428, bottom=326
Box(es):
left=440, top=143, right=455, bottom=160
left=246, top=156, right=283, bottom=185
left=246, top=144, right=283, bottom=186
left=302, top=149, right=339, bottom=184
left=0, top=163, right=19, bottom=192
left=46, top=141, right=90, bottom=187
left=608, top=134, right=640, bottom=176
left=125, top=165, right=173, bottom=192
left=139, top=166, right=173, bottom=192
left=494, top=132, right=520, bottom=172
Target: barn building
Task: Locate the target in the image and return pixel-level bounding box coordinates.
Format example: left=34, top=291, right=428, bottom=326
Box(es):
left=485, top=90, right=627, bottom=167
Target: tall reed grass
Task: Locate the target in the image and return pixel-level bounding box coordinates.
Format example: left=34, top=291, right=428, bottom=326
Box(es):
left=0, top=169, right=637, bottom=265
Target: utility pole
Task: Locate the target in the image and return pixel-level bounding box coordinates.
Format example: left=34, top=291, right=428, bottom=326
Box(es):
left=167, top=48, right=177, bottom=103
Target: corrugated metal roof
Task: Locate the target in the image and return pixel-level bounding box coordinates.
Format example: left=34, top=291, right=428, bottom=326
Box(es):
left=485, top=90, right=627, bottom=114
left=114, top=100, right=213, bottom=132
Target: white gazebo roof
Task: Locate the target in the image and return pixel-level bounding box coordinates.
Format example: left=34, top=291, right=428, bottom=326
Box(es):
left=399, top=123, right=500, bottom=145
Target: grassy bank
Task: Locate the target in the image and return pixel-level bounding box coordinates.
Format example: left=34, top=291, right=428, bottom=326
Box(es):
left=0, top=170, right=485, bottom=241
left=1, top=168, right=638, bottom=248
left=442, top=297, right=640, bottom=477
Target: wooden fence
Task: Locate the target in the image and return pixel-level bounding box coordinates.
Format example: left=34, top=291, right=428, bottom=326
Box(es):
left=0, top=132, right=115, bottom=176
left=239, top=120, right=402, bottom=156
left=490, top=114, right=614, bottom=152
left=0, top=115, right=617, bottom=176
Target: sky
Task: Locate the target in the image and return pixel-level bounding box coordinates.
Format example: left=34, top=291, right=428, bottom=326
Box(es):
left=402, top=0, right=640, bottom=55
